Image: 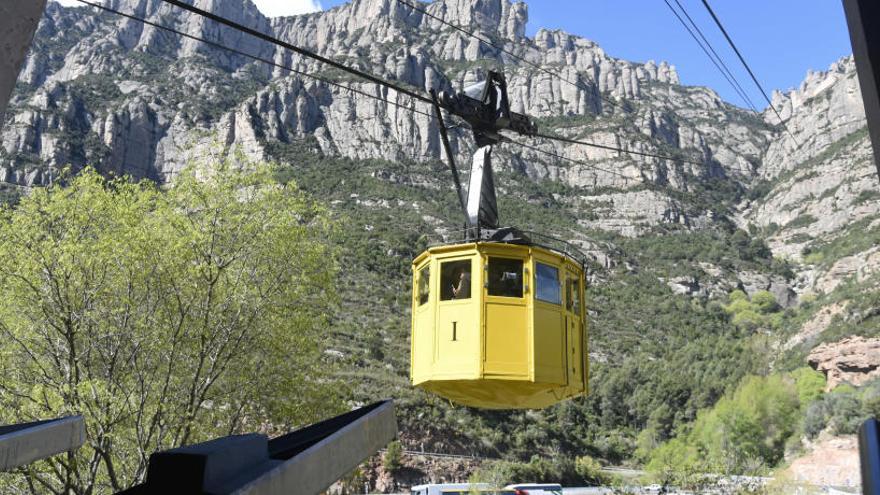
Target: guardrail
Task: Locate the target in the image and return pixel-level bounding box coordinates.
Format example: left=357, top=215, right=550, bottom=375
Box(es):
left=0, top=416, right=85, bottom=472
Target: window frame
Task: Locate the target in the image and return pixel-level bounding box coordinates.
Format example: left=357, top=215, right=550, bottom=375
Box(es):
left=417, top=265, right=430, bottom=306
left=486, top=256, right=525, bottom=299
left=439, top=258, right=472, bottom=302
left=534, top=261, right=562, bottom=305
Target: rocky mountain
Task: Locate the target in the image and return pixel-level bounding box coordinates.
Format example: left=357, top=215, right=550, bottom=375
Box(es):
left=3, top=0, right=879, bottom=487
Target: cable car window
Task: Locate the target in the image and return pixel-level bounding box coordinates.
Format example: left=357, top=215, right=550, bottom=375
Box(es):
left=487, top=257, right=523, bottom=298
left=536, top=263, right=561, bottom=305
left=418, top=266, right=430, bottom=306
left=567, top=278, right=581, bottom=314
left=440, top=260, right=471, bottom=301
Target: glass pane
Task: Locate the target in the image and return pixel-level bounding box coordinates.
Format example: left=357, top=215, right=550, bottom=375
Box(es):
left=440, top=260, right=471, bottom=301
left=487, top=257, right=523, bottom=298
left=418, top=266, right=430, bottom=306
left=536, top=262, right=561, bottom=305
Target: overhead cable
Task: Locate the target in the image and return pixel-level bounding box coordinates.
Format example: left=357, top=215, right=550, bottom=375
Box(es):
left=699, top=0, right=798, bottom=142
left=76, top=0, right=777, bottom=177
left=393, top=0, right=627, bottom=114
left=158, top=0, right=434, bottom=105
left=506, top=138, right=633, bottom=183
left=661, top=0, right=757, bottom=112
left=533, top=132, right=705, bottom=167
left=74, top=0, right=435, bottom=119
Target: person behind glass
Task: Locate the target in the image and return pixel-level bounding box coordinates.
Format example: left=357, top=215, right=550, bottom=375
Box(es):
left=451, top=267, right=470, bottom=299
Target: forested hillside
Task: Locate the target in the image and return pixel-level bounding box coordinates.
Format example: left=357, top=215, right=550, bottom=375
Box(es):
left=1, top=0, right=879, bottom=490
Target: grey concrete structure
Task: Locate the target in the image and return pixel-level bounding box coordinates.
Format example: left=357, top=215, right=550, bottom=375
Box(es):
left=0, top=416, right=86, bottom=472
left=0, top=0, right=47, bottom=132
left=843, top=0, right=880, bottom=181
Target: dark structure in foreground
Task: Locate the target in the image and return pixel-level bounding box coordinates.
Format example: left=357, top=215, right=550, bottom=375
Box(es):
left=844, top=0, right=880, bottom=181
left=862, top=418, right=880, bottom=495
left=119, top=400, right=396, bottom=495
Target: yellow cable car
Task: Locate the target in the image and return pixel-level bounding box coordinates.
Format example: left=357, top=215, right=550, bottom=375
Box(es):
left=410, top=235, right=589, bottom=409
left=411, top=72, right=590, bottom=409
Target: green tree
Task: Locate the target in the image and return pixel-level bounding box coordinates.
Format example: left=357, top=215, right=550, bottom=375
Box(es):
left=0, top=160, right=342, bottom=493
left=575, top=455, right=608, bottom=485
left=751, top=291, right=779, bottom=314
left=383, top=440, right=403, bottom=473
left=649, top=374, right=801, bottom=476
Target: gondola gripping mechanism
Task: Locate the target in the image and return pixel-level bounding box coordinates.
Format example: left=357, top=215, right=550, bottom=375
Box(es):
left=430, top=71, right=538, bottom=240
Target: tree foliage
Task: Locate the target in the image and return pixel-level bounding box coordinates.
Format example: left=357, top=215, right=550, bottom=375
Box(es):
left=0, top=160, right=342, bottom=494
left=647, top=371, right=820, bottom=478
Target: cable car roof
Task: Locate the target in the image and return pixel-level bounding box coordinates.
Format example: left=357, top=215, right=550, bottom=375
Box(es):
left=419, top=226, right=591, bottom=269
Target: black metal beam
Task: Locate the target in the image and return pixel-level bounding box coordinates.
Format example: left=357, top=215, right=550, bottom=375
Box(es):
left=862, top=418, right=880, bottom=495
left=119, top=400, right=396, bottom=495
left=0, top=0, right=47, bottom=132
left=842, top=0, right=880, bottom=181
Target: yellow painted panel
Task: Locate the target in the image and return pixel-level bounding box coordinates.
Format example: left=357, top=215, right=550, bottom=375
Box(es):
left=435, top=298, right=479, bottom=378
left=533, top=303, right=565, bottom=385
left=411, top=303, right=435, bottom=383
left=484, top=300, right=528, bottom=377
left=411, top=261, right=432, bottom=384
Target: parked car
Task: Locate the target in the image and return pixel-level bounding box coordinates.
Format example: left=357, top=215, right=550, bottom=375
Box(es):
left=504, top=483, right=564, bottom=495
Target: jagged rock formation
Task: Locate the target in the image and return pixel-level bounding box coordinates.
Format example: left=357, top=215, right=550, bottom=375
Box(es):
left=808, top=336, right=880, bottom=390
left=3, top=0, right=763, bottom=227
left=740, top=57, right=877, bottom=262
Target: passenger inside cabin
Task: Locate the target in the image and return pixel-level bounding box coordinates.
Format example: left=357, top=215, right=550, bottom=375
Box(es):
left=452, top=268, right=471, bottom=299
left=441, top=259, right=472, bottom=301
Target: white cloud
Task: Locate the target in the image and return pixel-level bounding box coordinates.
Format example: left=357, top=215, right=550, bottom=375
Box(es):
left=251, top=0, right=323, bottom=17
left=50, top=0, right=83, bottom=6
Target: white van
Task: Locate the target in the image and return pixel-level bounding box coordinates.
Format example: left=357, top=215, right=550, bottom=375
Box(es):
left=410, top=483, right=516, bottom=495
left=504, top=483, right=564, bottom=495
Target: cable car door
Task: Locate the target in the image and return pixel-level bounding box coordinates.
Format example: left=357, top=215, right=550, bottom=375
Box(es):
left=483, top=254, right=528, bottom=378
left=565, top=271, right=584, bottom=390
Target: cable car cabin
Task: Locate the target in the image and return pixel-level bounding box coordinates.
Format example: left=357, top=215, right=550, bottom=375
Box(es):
left=410, top=240, right=588, bottom=409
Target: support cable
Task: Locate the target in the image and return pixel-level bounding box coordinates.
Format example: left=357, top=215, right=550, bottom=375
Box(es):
left=393, top=0, right=626, bottom=114
left=73, top=0, right=785, bottom=178
left=505, top=138, right=633, bottom=183
left=158, top=0, right=434, bottom=105
left=533, top=132, right=704, bottom=167
left=662, top=0, right=758, bottom=112
left=74, top=0, right=434, bottom=119
left=699, top=0, right=799, bottom=143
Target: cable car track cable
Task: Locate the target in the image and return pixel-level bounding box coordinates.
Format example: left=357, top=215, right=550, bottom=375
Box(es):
left=113, top=0, right=709, bottom=171
left=157, top=0, right=435, bottom=105
left=671, top=0, right=758, bottom=112
left=392, top=0, right=627, bottom=114
left=533, top=132, right=705, bottom=167
left=505, top=139, right=632, bottom=182
left=76, top=0, right=783, bottom=178
left=73, top=0, right=435, bottom=119
left=699, top=0, right=799, bottom=143
left=661, top=0, right=757, bottom=112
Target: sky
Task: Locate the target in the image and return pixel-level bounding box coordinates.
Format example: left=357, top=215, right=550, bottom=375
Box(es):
left=51, top=0, right=854, bottom=108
